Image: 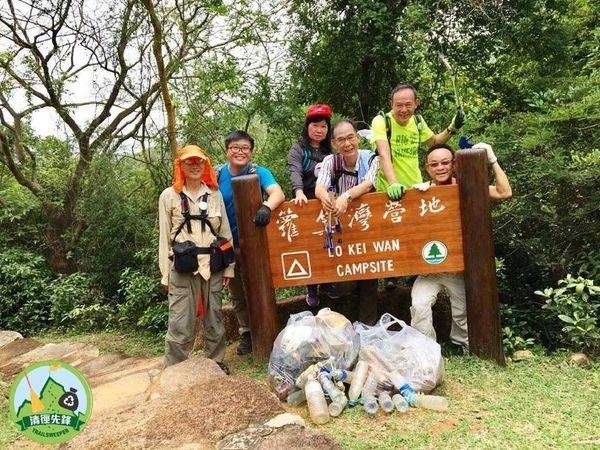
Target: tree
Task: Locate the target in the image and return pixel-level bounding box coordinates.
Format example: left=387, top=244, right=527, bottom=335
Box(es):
left=0, top=0, right=280, bottom=271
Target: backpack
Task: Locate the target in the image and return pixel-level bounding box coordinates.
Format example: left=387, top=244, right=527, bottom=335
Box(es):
left=330, top=150, right=376, bottom=194
left=377, top=111, right=423, bottom=162
left=302, top=147, right=327, bottom=171
left=214, top=163, right=257, bottom=180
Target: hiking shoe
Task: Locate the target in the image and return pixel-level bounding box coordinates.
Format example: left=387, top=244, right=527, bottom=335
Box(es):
left=306, top=292, right=319, bottom=307
left=217, top=361, right=230, bottom=375
left=236, top=332, right=252, bottom=356
left=320, top=283, right=340, bottom=299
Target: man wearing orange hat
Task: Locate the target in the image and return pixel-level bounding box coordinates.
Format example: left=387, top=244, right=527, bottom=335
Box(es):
left=159, top=145, right=234, bottom=373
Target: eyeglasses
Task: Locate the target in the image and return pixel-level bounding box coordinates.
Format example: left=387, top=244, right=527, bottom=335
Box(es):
left=427, top=159, right=453, bottom=168
left=334, top=133, right=358, bottom=144
left=228, top=145, right=252, bottom=153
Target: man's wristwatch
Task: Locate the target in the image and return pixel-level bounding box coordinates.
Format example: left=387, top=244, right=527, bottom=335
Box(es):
left=344, top=193, right=353, bottom=203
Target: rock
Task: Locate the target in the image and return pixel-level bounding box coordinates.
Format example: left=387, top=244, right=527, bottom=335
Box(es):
left=0, top=330, right=23, bottom=349
left=512, top=350, right=534, bottom=361
left=0, top=342, right=99, bottom=379
left=66, top=371, right=284, bottom=449
left=86, top=356, right=162, bottom=387
left=159, top=356, right=226, bottom=395
left=0, top=338, right=42, bottom=375
left=92, top=368, right=157, bottom=416
left=77, top=352, right=130, bottom=381
left=568, top=352, right=591, bottom=367
left=216, top=424, right=274, bottom=450
left=258, top=425, right=342, bottom=450
left=264, top=413, right=305, bottom=428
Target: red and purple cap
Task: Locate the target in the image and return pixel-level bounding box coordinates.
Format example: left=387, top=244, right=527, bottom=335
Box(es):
left=306, top=104, right=332, bottom=120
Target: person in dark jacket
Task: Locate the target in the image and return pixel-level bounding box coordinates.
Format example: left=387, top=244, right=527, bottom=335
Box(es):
left=287, top=104, right=335, bottom=306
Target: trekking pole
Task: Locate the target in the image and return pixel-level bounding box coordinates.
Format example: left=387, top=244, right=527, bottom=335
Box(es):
left=438, top=52, right=461, bottom=110
left=324, top=186, right=337, bottom=252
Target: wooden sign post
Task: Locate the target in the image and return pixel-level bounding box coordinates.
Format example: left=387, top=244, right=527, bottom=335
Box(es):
left=232, top=148, right=505, bottom=364
left=456, top=149, right=505, bottom=364
left=231, top=176, right=280, bottom=363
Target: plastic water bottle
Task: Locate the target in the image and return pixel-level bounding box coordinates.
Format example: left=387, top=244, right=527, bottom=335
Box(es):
left=392, top=393, right=409, bottom=413
left=409, top=393, right=449, bottom=412
left=318, top=372, right=347, bottom=404
left=361, top=372, right=379, bottom=415
left=378, top=391, right=394, bottom=413
left=347, top=361, right=369, bottom=407
left=328, top=397, right=348, bottom=417
left=331, top=369, right=354, bottom=384
left=295, top=364, right=317, bottom=389
left=286, top=389, right=306, bottom=406
left=305, top=375, right=330, bottom=424
left=318, top=372, right=348, bottom=417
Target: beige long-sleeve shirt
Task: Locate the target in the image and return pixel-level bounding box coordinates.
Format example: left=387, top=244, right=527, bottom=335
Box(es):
left=158, top=184, right=235, bottom=285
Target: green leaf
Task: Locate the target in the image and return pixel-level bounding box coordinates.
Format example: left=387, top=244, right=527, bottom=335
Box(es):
left=558, top=314, right=575, bottom=324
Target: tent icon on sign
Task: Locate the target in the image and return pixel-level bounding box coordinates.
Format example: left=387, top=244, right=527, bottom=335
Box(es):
left=281, top=251, right=312, bottom=280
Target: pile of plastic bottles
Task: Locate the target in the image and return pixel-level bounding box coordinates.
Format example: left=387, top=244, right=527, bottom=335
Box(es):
left=286, top=360, right=449, bottom=424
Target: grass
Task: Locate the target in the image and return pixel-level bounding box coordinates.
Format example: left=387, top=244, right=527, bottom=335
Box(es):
left=1, top=330, right=598, bottom=449
left=313, top=354, right=600, bottom=450
left=35, top=329, right=165, bottom=357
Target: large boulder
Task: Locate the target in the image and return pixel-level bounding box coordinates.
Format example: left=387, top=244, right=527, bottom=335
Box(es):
left=0, top=330, right=23, bottom=349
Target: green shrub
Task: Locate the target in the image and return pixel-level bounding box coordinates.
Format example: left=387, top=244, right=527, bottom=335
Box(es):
left=536, top=274, right=600, bottom=350
left=49, top=273, right=112, bottom=331
left=501, top=304, right=536, bottom=354
left=117, top=268, right=167, bottom=333
left=0, top=248, right=52, bottom=335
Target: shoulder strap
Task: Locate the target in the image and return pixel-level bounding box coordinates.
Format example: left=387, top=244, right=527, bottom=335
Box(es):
left=331, top=153, right=360, bottom=194
left=214, top=164, right=223, bottom=181
left=172, top=192, right=218, bottom=246
left=415, top=114, right=423, bottom=153
left=377, top=111, right=393, bottom=163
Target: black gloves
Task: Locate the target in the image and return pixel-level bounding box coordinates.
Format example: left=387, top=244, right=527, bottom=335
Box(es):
left=449, top=107, right=464, bottom=131
left=253, top=204, right=272, bottom=227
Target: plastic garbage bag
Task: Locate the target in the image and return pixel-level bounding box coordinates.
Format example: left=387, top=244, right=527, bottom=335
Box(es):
left=354, top=313, right=444, bottom=392
left=268, top=308, right=360, bottom=400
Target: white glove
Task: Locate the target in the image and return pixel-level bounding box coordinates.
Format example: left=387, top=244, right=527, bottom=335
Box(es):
left=473, top=142, right=497, bottom=165
left=412, top=182, right=431, bottom=192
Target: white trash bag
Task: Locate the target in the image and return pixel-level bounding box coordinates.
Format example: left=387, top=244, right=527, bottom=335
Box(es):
left=268, top=308, right=360, bottom=400
left=354, top=313, right=444, bottom=392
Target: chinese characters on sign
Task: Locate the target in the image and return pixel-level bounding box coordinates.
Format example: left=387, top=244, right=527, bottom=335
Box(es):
left=266, top=186, right=464, bottom=288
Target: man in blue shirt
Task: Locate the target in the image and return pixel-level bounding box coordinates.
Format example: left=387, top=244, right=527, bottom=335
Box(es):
left=218, top=130, right=285, bottom=355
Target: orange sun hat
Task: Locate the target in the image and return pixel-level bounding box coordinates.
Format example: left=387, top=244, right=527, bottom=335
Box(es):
left=172, top=145, right=219, bottom=193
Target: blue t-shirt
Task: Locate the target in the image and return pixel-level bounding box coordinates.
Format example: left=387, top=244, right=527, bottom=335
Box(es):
left=218, top=164, right=277, bottom=247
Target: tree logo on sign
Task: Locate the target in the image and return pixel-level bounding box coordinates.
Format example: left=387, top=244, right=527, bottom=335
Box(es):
left=422, top=241, right=448, bottom=265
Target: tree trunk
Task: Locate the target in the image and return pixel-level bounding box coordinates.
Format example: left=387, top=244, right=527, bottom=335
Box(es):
left=43, top=206, right=76, bottom=274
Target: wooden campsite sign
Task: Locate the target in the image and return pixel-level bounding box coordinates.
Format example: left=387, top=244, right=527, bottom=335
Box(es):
left=232, top=148, right=504, bottom=365
left=267, top=186, right=463, bottom=288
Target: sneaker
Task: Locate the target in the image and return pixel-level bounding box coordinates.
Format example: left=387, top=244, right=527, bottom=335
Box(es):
left=306, top=292, right=319, bottom=307
left=236, top=332, right=252, bottom=356
left=217, top=361, right=230, bottom=375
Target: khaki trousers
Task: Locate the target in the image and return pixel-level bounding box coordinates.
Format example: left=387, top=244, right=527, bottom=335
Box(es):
left=410, top=272, right=469, bottom=350
left=164, top=268, right=226, bottom=367
left=227, top=254, right=250, bottom=335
